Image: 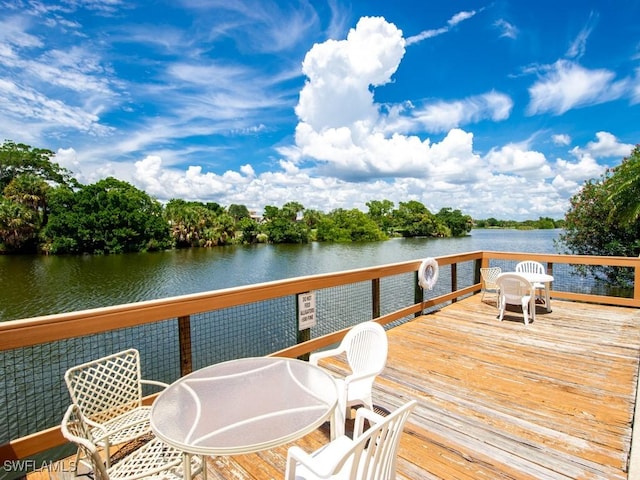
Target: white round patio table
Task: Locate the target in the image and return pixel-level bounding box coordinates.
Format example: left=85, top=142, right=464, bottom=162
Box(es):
left=517, top=272, right=554, bottom=312
left=150, top=356, right=339, bottom=462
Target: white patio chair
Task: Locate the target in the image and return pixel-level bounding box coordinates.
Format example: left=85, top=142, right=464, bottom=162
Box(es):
left=61, top=404, right=205, bottom=480
left=496, top=273, right=535, bottom=325
left=64, top=348, right=169, bottom=469
left=515, top=260, right=547, bottom=303
left=284, top=399, right=417, bottom=480
left=310, top=322, right=388, bottom=423
left=480, top=267, right=501, bottom=302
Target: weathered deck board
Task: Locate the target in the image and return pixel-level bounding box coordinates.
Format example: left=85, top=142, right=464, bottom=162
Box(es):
left=32, top=295, right=640, bottom=480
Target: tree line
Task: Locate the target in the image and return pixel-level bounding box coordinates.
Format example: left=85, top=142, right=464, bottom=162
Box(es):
left=2, top=139, right=639, bottom=289
left=0, top=141, right=477, bottom=255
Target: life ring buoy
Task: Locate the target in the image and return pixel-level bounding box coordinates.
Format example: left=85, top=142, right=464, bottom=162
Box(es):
left=418, top=257, right=439, bottom=290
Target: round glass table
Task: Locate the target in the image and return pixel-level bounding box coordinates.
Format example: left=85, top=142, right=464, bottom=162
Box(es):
left=150, top=356, right=339, bottom=462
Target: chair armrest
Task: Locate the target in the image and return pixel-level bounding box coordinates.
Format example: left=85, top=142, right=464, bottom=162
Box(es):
left=82, top=415, right=110, bottom=440
left=286, top=437, right=354, bottom=479
left=344, top=370, right=378, bottom=385
left=309, top=347, right=345, bottom=366
left=141, top=379, right=169, bottom=389
left=353, top=408, right=385, bottom=437
left=286, top=445, right=316, bottom=479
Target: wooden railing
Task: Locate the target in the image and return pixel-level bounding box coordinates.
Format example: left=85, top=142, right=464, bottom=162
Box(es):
left=1, top=250, right=639, bottom=465
left=481, top=251, right=640, bottom=307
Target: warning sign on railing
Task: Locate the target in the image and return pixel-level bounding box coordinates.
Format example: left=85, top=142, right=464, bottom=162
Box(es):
left=298, top=291, right=316, bottom=330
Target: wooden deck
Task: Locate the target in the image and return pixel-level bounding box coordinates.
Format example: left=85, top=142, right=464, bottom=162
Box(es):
left=34, top=295, right=640, bottom=479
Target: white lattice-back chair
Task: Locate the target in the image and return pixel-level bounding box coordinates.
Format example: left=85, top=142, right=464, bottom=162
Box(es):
left=285, top=399, right=417, bottom=480
left=515, top=260, right=547, bottom=301
left=64, top=349, right=168, bottom=469
left=496, top=273, right=535, bottom=325
left=310, top=322, right=388, bottom=422
left=480, top=267, right=501, bottom=302
left=61, top=404, right=204, bottom=480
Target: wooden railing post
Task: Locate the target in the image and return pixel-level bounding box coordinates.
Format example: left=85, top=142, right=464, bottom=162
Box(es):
left=473, top=259, right=481, bottom=287
left=635, top=260, right=640, bottom=304
left=372, top=278, right=381, bottom=319
left=178, top=315, right=193, bottom=377
left=414, top=270, right=423, bottom=317
left=451, top=263, right=458, bottom=303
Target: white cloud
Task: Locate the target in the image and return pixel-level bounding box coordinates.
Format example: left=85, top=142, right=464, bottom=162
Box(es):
left=406, top=9, right=478, bottom=45
left=485, top=143, right=550, bottom=177
left=0, top=79, right=111, bottom=135
left=552, top=134, right=571, bottom=146
left=554, top=155, right=603, bottom=182
left=411, top=91, right=513, bottom=133
left=570, top=131, right=634, bottom=159
left=565, top=12, right=597, bottom=60
left=296, top=16, right=405, bottom=130
left=494, top=19, right=518, bottom=39
left=552, top=132, right=633, bottom=184
left=527, top=60, right=628, bottom=115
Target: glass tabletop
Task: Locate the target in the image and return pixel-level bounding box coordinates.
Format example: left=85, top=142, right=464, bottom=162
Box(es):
left=150, top=356, right=339, bottom=455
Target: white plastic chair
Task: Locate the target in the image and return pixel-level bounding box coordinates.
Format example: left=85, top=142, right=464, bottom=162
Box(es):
left=480, top=267, right=501, bottom=302
left=496, top=273, right=535, bottom=325
left=515, top=260, right=547, bottom=303
left=310, top=322, right=388, bottom=423
left=285, top=400, right=417, bottom=480
left=61, top=404, right=205, bottom=480
left=64, top=349, right=169, bottom=469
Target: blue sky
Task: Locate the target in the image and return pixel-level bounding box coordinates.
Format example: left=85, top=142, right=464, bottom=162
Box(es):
left=1, top=0, right=639, bottom=220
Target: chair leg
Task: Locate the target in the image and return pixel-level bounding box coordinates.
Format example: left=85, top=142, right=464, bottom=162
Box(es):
left=522, top=298, right=529, bottom=325
left=330, top=395, right=346, bottom=439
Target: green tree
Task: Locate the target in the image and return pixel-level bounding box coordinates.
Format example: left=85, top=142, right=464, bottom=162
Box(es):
left=536, top=217, right=556, bottom=229
left=0, top=140, right=76, bottom=191
left=43, top=178, right=169, bottom=254
left=301, top=208, right=323, bottom=229
left=435, top=208, right=473, bottom=237
left=204, top=212, right=236, bottom=246
left=606, top=145, right=640, bottom=225
left=261, top=203, right=308, bottom=243
left=165, top=199, right=234, bottom=247
left=238, top=217, right=260, bottom=244
left=557, top=172, right=640, bottom=286
left=228, top=204, right=250, bottom=221
left=0, top=197, right=38, bottom=251
left=366, top=199, right=395, bottom=235
left=316, top=208, right=386, bottom=242
left=393, top=201, right=447, bottom=237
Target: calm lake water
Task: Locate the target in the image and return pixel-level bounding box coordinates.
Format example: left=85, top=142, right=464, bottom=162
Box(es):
left=0, top=229, right=561, bottom=321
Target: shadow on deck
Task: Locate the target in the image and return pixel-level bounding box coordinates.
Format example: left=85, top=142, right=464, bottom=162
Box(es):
left=33, top=295, right=640, bottom=480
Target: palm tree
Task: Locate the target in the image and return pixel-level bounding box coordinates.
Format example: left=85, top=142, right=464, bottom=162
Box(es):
left=4, top=173, right=51, bottom=225
left=606, top=145, right=640, bottom=225
left=0, top=198, right=38, bottom=249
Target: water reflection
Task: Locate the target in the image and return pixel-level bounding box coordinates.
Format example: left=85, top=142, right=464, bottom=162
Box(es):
left=0, top=229, right=561, bottom=321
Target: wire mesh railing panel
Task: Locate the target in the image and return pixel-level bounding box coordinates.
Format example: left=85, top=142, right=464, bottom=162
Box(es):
left=0, top=319, right=178, bottom=447
left=312, top=282, right=372, bottom=338
left=380, top=272, right=415, bottom=318
left=191, top=297, right=298, bottom=370
left=189, top=283, right=374, bottom=367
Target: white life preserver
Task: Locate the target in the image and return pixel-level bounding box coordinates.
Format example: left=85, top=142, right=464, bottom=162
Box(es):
left=418, top=257, right=439, bottom=290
